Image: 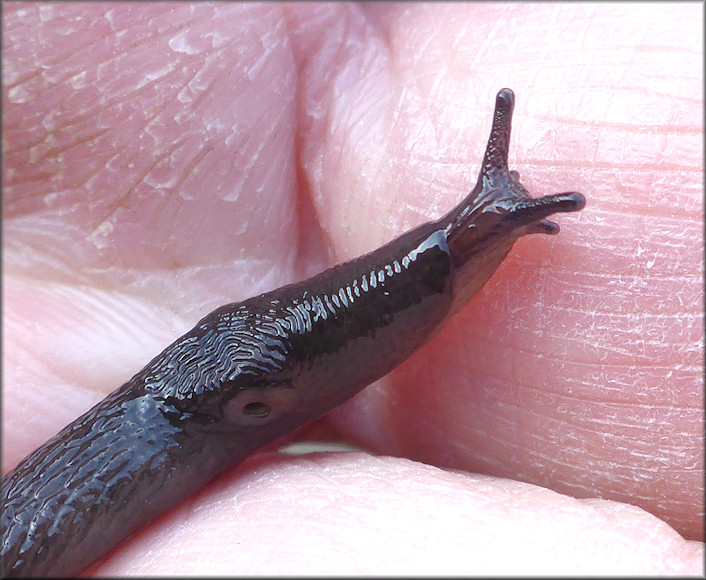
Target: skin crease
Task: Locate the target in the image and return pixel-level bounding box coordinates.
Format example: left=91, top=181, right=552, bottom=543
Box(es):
left=2, top=1, right=702, bottom=576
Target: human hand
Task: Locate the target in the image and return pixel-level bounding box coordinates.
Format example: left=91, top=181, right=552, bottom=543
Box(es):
left=3, top=2, right=702, bottom=575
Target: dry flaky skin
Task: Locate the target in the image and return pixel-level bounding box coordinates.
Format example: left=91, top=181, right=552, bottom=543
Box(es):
left=0, top=89, right=583, bottom=577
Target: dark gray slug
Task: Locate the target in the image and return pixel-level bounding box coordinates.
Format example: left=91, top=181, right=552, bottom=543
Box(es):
left=1, top=89, right=585, bottom=577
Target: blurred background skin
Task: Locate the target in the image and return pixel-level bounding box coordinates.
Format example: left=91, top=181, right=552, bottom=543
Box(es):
left=2, top=2, right=703, bottom=575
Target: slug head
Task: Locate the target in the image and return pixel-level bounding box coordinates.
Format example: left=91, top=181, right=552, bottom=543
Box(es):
left=443, top=88, right=585, bottom=311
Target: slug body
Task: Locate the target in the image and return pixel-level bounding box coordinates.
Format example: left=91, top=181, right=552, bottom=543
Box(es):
left=1, top=89, right=585, bottom=577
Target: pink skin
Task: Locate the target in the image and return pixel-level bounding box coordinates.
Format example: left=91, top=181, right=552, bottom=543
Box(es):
left=2, top=2, right=702, bottom=575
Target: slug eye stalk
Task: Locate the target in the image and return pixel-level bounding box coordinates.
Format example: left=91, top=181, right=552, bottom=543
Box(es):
left=508, top=192, right=587, bottom=235
left=480, top=87, right=515, bottom=176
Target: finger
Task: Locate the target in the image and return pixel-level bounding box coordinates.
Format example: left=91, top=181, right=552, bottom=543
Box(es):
left=289, top=2, right=703, bottom=541
left=91, top=453, right=703, bottom=575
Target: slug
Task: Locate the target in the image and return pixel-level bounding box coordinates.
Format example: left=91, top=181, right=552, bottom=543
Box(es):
left=1, top=88, right=585, bottom=577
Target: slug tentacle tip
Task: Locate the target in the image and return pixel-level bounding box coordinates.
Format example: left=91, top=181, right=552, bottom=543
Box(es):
left=506, top=191, right=586, bottom=234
